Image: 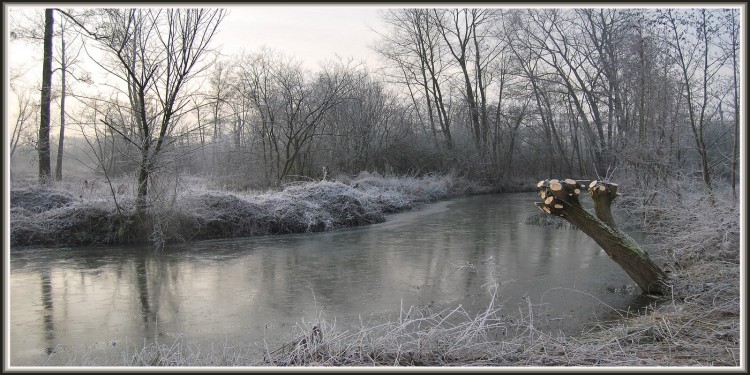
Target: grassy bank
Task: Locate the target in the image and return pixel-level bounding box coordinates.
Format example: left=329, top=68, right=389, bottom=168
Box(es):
left=10, top=172, right=507, bottom=248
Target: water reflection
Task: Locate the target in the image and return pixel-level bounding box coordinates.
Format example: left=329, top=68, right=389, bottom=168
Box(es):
left=135, top=258, right=151, bottom=326
left=40, top=269, right=54, bottom=355
left=10, top=193, right=657, bottom=366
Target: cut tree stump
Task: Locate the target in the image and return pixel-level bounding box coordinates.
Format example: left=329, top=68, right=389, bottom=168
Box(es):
left=535, top=179, right=669, bottom=295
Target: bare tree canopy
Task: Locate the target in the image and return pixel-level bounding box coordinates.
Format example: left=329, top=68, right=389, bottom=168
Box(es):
left=59, top=8, right=226, bottom=211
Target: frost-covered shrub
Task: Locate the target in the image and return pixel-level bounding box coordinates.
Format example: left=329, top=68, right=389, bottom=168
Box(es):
left=260, top=196, right=328, bottom=233
left=363, top=189, right=414, bottom=213
left=10, top=186, right=76, bottom=213
left=10, top=172, right=483, bottom=247
left=11, top=202, right=126, bottom=246
left=181, top=192, right=273, bottom=238
left=284, top=181, right=383, bottom=224
left=262, top=181, right=385, bottom=232
left=645, top=187, right=740, bottom=265
left=351, top=173, right=451, bottom=207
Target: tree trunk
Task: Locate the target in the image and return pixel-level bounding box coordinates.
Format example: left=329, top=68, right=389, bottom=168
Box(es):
left=730, top=10, right=739, bottom=199
left=135, top=148, right=150, bottom=213
left=55, top=31, right=67, bottom=181
left=535, top=179, right=668, bottom=295
left=38, top=9, right=54, bottom=184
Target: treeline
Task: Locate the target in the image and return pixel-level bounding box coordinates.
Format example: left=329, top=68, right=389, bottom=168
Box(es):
left=10, top=7, right=740, bottom=209
left=371, top=8, right=740, bottom=193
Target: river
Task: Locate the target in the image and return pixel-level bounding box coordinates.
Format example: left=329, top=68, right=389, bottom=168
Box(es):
left=9, top=193, right=655, bottom=366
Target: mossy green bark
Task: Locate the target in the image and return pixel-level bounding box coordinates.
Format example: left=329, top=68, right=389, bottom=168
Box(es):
left=536, top=179, right=668, bottom=295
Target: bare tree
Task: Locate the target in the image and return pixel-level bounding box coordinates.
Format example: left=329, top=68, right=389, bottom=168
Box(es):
left=320, top=67, right=410, bottom=174
left=206, top=59, right=234, bottom=143
left=237, top=48, right=287, bottom=183
left=579, top=9, right=628, bottom=153
left=54, top=23, right=67, bottom=181
left=504, top=11, right=574, bottom=176
left=10, top=84, right=38, bottom=160
left=725, top=9, right=740, bottom=198
left=63, top=8, right=226, bottom=211
left=432, top=8, right=500, bottom=156
left=236, top=50, right=357, bottom=182
left=664, top=9, right=725, bottom=193
left=534, top=10, right=611, bottom=177
left=375, top=9, right=454, bottom=153
left=277, top=59, right=355, bottom=181
left=10, top=8, right=90, bottom=181
left=38, top=9, right=54, bottom=183
left=52, top=14, right=89, bottom=181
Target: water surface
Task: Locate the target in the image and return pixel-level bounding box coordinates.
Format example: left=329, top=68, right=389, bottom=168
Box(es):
left=9, top=193, right=655, bottom=365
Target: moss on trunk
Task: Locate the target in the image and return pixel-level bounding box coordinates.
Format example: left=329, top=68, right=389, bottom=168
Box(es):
left=536, top=179, right=668, bottom=295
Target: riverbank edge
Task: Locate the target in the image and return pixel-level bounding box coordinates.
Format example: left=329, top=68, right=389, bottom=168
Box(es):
left=254, top=184, right=742, bottom=367
left=9, top=176, right=740, bottom=367
left=9, top=173, right=537, bottom=249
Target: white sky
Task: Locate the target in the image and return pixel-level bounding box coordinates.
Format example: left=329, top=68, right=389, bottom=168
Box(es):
left=3, top=4, right=396, bottom=136
left=5, top=5, right=391, bottom=82
left=214, top=5, right=387, bottom=69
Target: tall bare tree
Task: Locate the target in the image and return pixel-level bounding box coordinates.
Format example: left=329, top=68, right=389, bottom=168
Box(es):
left=432, top=8, right=499, bottom=156
left=375, top=9, right=454, bottom=153
left=54, top=23, right=67, bottom=181
left=531, top=9, right=611, bottom=177
left=726, top=9, right=740, bottom=198
left=38, top=8, right=54, bottom=183
left=664, top=9, right=724, bottom=193
left=505, top=10, right=574, bottom=176
left=10, top=9, right=89, bottom=181
left=52, top=14, right=89, bottom=181
left=64, top=8, right=226, bottom=211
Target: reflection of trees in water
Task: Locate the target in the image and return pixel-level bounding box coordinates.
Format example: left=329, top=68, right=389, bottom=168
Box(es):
left=423, top=237, right=449, bottom=294
left=426, top=197, right=516, bottom=302
left=131, top=254, right=182, bottom=339
left=40, top=268, right=55, bottom=355
left=252, top=232, right=391, bottom=314
left=254, top=247, right=298, bottom=312
left=135, top=257, right=153, bottom=327
left=307, top=235, right=382, bottom=308
left=536, top=229, right=556, bottom=273
left=26, top=250, right=186, bottom=359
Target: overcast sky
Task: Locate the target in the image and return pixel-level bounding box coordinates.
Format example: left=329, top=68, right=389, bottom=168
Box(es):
left=214, top=5, right=387, bottom=69
left=5, top=5, right=390, bottom=81
left=3, top=4, right=400, bottom=126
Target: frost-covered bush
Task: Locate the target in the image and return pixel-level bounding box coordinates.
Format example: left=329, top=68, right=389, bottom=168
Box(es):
left=11, top=201, right=129, bottom=246
left=9, top=183, right=141, bottom=247
left=644, top=186, right=740, bottom=266
left=279, top=181, right=384, bottom=228
left=169, top=180, right=387, bottom=240
left=348, top=172, right=459, bottom=213
left=10, top=186, right=76, bottom=213
left=181, top=192, right=273, bottom=238
left=261, top=196, right=329, bottom=233
left=10, top=172, right=483, bottom=247
left=352, top=172, right=450, bottom=202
